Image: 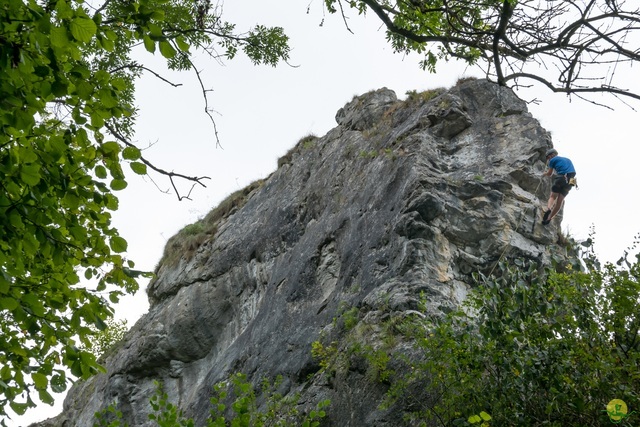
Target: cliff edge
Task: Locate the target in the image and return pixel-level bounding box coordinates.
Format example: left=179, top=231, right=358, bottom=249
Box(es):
left=38, top=79, right=568, bottom=426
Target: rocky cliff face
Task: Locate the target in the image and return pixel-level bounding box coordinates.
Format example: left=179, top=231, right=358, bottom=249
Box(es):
left=39, top=79, right=567, bottom=426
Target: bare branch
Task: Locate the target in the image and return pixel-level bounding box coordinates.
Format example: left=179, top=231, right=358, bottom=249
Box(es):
left=328, top=0, right=640, bottom=105
left=104, top=123, right=211, bottom=201
left=110, top=64, right=184, bottom=88
left=503, top=71, right=640, bottom=103
left=176, top=46, right=223, bottom=148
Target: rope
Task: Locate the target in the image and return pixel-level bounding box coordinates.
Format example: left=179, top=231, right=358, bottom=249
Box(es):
left=486, top=176, right=544, bottom=277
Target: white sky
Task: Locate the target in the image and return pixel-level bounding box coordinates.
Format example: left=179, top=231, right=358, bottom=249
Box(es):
left=11, top=1, right=640, bottom=425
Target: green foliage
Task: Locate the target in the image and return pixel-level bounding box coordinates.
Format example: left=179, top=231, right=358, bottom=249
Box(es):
left=311, top=340, right=339, bottom=374
left=79, top=318, right=129, bottom=360
left=359, top=150, right=379, bottom=159
left=385, top=248, right=640, bottom=426
left=94, top=403, right=126, bottom=427
left=0, top=0, right=289, bottom=420
left=209, top=373, right=329, bottom=427
left=94, top=375, right=329, bottom=427
left=468, top=411, right=491, bottom=426
left=313, top=303, right=399, bottom=384
left=341, top=307, right=360, bottom=331
left=325, top=0, right=489, bottom=71
left=181, top=221, right=206, bottom=237
left=405, top=88, right=446, bottom=103
left=94, top=381, right=195, bottom=427
left=149, top=382, right=195, bottom=427
left=298, top=134, right=318, bottom=150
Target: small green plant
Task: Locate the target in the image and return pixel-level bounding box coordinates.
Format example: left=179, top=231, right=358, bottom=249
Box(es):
left=180, top=221, right=205, bottom=236
left=342, top=307, right=360, bottom=331
left=209, top=373, right=329, bottom=427
left=405, top=88, right=446, bottom=103
left=311, top=340, right=338, bottom=373
left=149, top=382, right=194, bottom=427
left=333, top=301, right=360, bottom=330
left=359, top=149, right=378, bottom=158
left=362, top=346, right=392, bottom=383
left=95, top=375, right=329, bottom=427
left=95, top=382, right=194, bottom=427
left=347, top=283, right=361, bottom=294
left=94, top=404, right=126, bottom=427
left=468, top=411, right=491, bottom=426
left=299, top=134, right=318, bottom=149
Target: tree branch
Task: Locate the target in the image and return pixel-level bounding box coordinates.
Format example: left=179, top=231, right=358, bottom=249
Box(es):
left=104, top=123, right=211, bottom=201
left=502, top=71, right=640, bottom=104
left=328, top=0, right=640, bottom=105
left=110, top=64, right=184, bottom=88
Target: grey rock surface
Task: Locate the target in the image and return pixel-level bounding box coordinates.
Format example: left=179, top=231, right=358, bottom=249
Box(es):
left=37, top=79, right=567, bottom=427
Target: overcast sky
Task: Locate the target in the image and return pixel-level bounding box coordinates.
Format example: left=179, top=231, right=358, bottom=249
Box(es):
left=12, top=1, right=640, bottom=425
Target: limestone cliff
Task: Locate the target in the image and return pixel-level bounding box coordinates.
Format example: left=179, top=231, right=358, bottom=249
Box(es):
left=37, top=79, right=568, bottom=426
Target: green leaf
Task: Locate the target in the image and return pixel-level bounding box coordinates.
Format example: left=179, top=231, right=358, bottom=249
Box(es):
left=9, top=401, right=30, bottom=415
left=110, top=236, right=128, bottom=253
left=98, top=88, right=118, bottom=108
left=101, top=35, right=115, bottom=51
left=468, top=414, right=482, bottom=424
left=94, top=315, right=107, bottom=331
left=20, top=164, right=41, bottom=186
left=50, top=374, right=67, bottom=393
left=32, top=372, right=48, bottom=390
left=75, top=80, right=94, bottom=100
left=122, top=146, right=141, bottom=160
left=479, top=411, right=491, bottom=421
left=130, top=162, right=147, bottom=175
left=110, top=179, right=128, bottom=191
left=70, top=17, right=97, bottom=43
left=91, top=112, right=105, bottom=128
left=8, top=211, right=24, bottom=229
left=0, top=297, right=19, bottom=310
left=95, top=165, right=108, bottom=179
left=147, top=23, right=164, bottom=38
left=50, top=26, right=69, bottom=47
left=101, top=141, right=120, bottom=155
left=176, top=36, right=190, bottom=52
left=70, top=361, right=83, bottom=378
left=111, top=78, right=128, bottom=91
left=22, top=293, right=45, bottom=317
left=159, top=40, right=176, bottom=58
left=143, top=35, right=156, bottom=53
left=38, top=389, right=55, bottom=405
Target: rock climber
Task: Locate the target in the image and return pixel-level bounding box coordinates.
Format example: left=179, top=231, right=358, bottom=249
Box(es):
left=542, top=148, right=576, bottom=225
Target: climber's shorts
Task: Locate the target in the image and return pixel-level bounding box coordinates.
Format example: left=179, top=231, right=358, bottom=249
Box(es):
left=551, top=173, right=576, bottom=197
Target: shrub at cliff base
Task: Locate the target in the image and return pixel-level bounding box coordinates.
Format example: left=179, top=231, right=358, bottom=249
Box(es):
left=385, top=240, right=640, bottom=426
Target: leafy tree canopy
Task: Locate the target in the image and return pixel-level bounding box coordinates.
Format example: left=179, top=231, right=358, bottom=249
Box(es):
left=325, top=0, right=640, bottom=105
left=0, top=0, right=290, bottom=421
